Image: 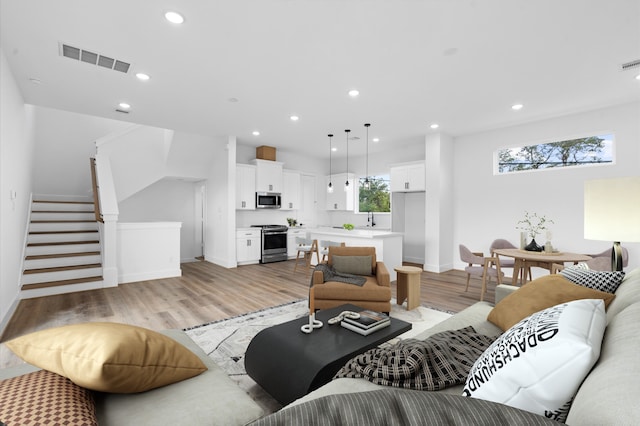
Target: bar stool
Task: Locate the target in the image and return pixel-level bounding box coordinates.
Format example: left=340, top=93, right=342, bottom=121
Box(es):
left=319, top=240, right=344, bottom=263
left=294, top=238, right=318, bottom=274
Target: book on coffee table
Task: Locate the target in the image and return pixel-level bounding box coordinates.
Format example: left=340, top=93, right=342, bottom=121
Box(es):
left=342, top=310, right=390, bottom=329
left=341, top=310, right=390, bottom=335
left=341, top=319, right=390, bottom=335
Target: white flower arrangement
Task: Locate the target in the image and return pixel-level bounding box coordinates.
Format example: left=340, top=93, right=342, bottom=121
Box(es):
left=517, top=211, right=554, bottom=239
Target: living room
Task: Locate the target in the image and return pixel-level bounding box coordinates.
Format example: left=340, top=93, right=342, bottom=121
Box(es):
left=1, top=1, right=640, bottom=424
left=2, top=0, right=640, bottom=332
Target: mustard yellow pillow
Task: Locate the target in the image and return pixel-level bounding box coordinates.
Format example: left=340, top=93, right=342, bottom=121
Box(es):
left=5, top=322, right=207, bottom=393
left=487, top=274, right=615, bottom=331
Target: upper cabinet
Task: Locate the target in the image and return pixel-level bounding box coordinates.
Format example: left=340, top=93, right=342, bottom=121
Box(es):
left=251, top=159, right=284, bottom=193
left=281, top=170, right=301, bottom=210
left=390, top=162, right=425, bottom=192
left=236, top=164, right=256, bottom=210
left=325, top=173, right=355, bottom=211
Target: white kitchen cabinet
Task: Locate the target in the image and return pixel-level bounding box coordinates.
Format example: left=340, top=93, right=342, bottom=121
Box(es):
left=251, top=159, right=284, bottom=193
left=281, top=170, right=301, bottom=210
left=390, top=162, right=425, bottom=192
left=236, top=228, right=261, bottom=265
left=236, top=164, right=256, bottom=210
left=287, top=228, right=306, bottom=258
left=325, top=173, right=355, bottom=211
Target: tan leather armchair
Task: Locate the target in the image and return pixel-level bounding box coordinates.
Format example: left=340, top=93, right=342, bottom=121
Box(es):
left=311, top=246, right=391, bottom=313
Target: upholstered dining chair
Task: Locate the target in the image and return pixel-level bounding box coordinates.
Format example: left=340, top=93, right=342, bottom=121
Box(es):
left=490, top=238, right=531, bottom=284
left=459, top=244, right=503, bottom=302
left=294, top=237, right=318, bottom=274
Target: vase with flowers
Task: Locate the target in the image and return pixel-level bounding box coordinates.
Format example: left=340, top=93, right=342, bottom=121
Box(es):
left=517, top=211, right=554, bottom=252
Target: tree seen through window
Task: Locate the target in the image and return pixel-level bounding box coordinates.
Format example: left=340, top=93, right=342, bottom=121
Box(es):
left=358, top=175, right=390, bottom=213
left=497, top=134, right=614, bottom=174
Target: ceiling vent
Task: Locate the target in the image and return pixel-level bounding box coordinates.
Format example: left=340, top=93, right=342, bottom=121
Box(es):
left=621, top=59, right=640, bottom=71
left=59, top=43, right=131, bottom=74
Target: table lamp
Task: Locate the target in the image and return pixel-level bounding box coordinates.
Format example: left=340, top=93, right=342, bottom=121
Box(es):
left=584, top=176, right=640, bottom=271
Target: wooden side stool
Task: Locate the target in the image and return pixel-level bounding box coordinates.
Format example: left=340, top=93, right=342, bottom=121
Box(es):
left=394, top=266, right=423, bottom=310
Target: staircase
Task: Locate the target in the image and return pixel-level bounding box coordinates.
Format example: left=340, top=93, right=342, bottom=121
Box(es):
left=21, top=198, right=103, bottom=296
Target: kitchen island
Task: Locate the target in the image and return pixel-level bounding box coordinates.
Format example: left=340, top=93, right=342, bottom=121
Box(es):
left=307, top=227, right=404, bottom=281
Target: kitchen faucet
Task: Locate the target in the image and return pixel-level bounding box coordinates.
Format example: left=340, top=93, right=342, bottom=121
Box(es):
left=367, top=211, right=376, bottom=227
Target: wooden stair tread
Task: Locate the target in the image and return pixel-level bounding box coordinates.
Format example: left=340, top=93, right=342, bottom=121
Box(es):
left=30, top=220, right=96, bottom=223
left=32, top=210, right=94, bottom=213
left=28, top=240, right=99, bottom=247
left=33, top=200, right=94, bottom=205
left=29, top=230, right=98, bottom=235
left=24, top=263, right=102, bottom=274
left=25, top=251, right=100, bottom=260
left=22, top=276, right=103, bottom=291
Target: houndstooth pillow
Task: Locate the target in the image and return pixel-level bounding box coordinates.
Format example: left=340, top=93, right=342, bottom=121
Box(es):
left=0, top=369, right=97, bottom=426
left=560, top=265, right=625, bottom=294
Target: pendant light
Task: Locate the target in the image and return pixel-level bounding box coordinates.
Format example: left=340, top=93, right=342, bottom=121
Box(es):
left=344, top=129, right=351, bottom=191
left=364, top=123, right=371, bottom=189
left=327, top=134, right=334, bottom=193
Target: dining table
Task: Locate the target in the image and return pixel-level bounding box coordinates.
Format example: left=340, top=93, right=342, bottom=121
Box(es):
left=492, top=248, right=592, bottom=286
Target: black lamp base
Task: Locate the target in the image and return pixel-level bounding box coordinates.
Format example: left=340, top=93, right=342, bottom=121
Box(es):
left=612, top=242, right=623, bottom=272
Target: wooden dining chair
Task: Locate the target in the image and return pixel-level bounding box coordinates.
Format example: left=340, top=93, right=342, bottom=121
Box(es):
left=490, top=238, right=531, bottom=284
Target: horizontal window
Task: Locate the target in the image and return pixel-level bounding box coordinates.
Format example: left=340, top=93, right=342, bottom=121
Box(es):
left=496, top=133, right=614, bottom=174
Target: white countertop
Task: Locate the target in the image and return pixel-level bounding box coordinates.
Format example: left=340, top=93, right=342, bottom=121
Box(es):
left=307, top=227, right=402, bottom=239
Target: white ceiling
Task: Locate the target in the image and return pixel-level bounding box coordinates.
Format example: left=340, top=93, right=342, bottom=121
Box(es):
left=1, top=0, right=639, bottom=159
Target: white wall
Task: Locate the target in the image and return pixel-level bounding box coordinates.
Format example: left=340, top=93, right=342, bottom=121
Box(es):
left=0, top=48, right=35, bottom=329
left=118, top=178, right=202, bottom=262
left=452, top=101, right=640, bottom=273
left=205, top=136, right=235, bottom=267
left=32, top=106, right=130, bottom=197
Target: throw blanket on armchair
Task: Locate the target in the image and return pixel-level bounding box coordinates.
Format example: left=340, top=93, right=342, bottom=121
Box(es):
left=311, top=263, right=367, bottom=287
left=334, top=326, right=493, bottom=391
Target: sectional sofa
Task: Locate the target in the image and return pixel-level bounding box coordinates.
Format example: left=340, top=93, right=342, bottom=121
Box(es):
left=263, top=266, right=640, bottom=425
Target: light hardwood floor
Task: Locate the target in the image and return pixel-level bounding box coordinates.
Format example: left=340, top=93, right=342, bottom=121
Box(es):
left=0, top=259, right=498, bottom=369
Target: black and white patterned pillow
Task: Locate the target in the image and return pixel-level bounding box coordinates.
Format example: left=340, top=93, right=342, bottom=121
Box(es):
left=560, top=265, right=625, bottom=294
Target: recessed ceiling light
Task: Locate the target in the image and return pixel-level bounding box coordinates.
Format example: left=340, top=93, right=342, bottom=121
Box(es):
left=119, top=102, right=131, bottom=109
left=373, top=138, right=380, bottom=142
left=512, top=103, right=524, bottom=110
left=136, top=72, right=150, bottom=81
left=331, top=147, right=337, bottom=152
left=430, top=123, right=439, bottom=129
left=348, top=89, right=360, bottom=97
left=635, top=74, right=640, bottom=80
left=290, top=115, right=299, bottom=121
left=165, top=11, right=185, bottom=24
left=252, top=131, right=260, bottom=136
left=29, top=77, right=42, bottom=85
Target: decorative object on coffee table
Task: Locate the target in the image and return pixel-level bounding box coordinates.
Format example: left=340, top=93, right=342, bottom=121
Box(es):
left=517, top=211, right=554, bottom=252
left=300, top=286, right=323, bottom=333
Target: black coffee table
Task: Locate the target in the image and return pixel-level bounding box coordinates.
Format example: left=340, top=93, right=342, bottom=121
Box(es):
left=244, top=304, right=411, bottom=405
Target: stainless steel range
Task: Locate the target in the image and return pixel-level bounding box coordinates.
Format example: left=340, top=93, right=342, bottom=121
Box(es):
left=251, top=225, right=288, bottom=263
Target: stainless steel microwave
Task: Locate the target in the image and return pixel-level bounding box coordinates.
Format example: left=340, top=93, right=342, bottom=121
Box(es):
left=256, top=192, right=281, bottom=209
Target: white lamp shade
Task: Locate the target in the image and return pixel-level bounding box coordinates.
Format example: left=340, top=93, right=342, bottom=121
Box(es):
left=584, top=176, right=640, bottom=242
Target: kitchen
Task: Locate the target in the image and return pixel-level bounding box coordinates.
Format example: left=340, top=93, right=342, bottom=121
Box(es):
left=235, top=145, right=426, bottom=281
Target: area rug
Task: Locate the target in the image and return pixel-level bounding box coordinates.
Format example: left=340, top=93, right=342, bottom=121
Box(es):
left=184, top=299, right=452, bottom=414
